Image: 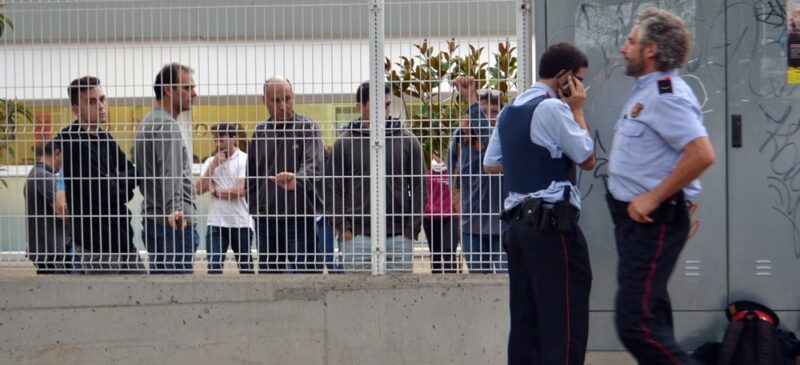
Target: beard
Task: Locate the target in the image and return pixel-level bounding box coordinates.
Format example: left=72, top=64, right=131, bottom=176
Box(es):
left=624, top=58, right=646, bottom=77
left=624, top=49, right=647, bottom=77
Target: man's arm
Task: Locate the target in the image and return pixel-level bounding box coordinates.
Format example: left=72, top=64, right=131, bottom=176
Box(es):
left=54, top=191, right=69, bottom=218
left=274, top=122, right=324, bottom=191
left=559, top=73, right=595, bottom=171
left=215, top=180, right=246, bottom=200
left=330, top=139, right=352, bottom=239
left=246, top=127, right=265, bottom=215
left=295, top=123, right=324, bottom=180
left=446, top=133, right=461, bottom=214
left=406, top=132, right=427, bottom=240
left=161, top=123, right=185, bottom=218
left=627, top=136, right=715, bottom=223
left=195, top=158, right=215, bottom=195
left=483, top=127, right=504, bottom=174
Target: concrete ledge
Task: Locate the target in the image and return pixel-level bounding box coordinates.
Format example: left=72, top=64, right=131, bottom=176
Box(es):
left=0, top=275, right=514, bottom=365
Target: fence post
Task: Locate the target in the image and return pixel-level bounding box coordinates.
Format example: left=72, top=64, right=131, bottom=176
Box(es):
left=517, top=0, right=534, bottom=88
left=368, top=0, right=387, bottom=275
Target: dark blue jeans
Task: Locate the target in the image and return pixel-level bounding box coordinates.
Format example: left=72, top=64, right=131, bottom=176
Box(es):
left=461, top=232, right=507, bottom=273
left=205, top=226, right=254, bottom=274
left=315, top=217, right=342, bottom=273
left=256, top=217, right=321, bottom=273
left=143, top=219, right=198, bottom=274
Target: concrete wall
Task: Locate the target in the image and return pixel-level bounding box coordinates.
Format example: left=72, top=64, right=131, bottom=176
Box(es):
left=0, top=275, right=647, bottom=365
left=0, top=275, right=509, bottom=364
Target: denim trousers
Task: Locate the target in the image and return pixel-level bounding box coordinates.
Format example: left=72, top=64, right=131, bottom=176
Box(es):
left=143, top=219, right=199, bottom=274
left=461, top=232, right=507, bottom=273
left=255, top=217, right=321, bottom=273
left=340, top=234, right=413, bottom=273
left=205, top=225, right=254, bottom=274
left=315, top=218, right=342, bottom=273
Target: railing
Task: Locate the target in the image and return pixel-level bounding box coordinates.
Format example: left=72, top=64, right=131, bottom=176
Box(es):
left=0, top=0, right=530, bottom=274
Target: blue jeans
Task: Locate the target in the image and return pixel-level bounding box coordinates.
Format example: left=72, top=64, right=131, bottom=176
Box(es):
left=341, top=234, right=413, bottom=273
left=256, top=217, right=321, bottom=273
left=461, top=233, right=507, bottom=273
left=205, top=226, right=254, bottom=274
left=143, top=219, right=199, bottom=274
left=315, top=218, right=342, bottom=273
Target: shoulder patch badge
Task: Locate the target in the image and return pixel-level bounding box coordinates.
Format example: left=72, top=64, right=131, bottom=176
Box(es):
left=631, top=103, right=644, bottom=118
left=657, top=77, right=673, bottom=94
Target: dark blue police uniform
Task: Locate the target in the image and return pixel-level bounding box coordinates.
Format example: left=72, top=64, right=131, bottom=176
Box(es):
left=608, top=70, right=708, bottom=365
left=485, top=83, right=594, bottom=365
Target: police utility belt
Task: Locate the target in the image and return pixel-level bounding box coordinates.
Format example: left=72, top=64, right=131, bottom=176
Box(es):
left=605, top=191, right=689, bottom=225
left=500, top=186, right=579, bottom=234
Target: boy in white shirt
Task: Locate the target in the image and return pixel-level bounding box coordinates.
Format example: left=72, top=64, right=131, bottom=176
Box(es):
left=196, top=123, right=254, bottom=274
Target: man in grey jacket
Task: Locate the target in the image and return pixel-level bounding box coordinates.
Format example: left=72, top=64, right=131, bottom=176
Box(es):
left=330, top=82, right=426, bottom=272
left=247, top=77, right=324, bottom=273
left=134, top=63, right=199, bottom=274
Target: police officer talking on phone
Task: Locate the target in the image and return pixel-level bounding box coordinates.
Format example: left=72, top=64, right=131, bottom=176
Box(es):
left=608, top=8, right=715, bottom=364
left=484, top=42, right=595, bottom=365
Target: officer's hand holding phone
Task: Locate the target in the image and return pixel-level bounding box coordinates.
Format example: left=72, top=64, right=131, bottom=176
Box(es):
left=557, top=70, right=586, bottom=112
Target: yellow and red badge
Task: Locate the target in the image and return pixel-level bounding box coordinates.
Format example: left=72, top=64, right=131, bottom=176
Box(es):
left=630, top=103, right=644, bottom=118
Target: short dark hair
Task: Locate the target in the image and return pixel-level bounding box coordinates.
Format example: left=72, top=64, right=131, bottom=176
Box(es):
left=538, top=42, right=589, bottom=79
left=154, top=63, right=193, bottom=100
left=42, top=138, right=62, bottom=156
left=210, top=122, right=239, bottom=138
left=355, top=81, right=391, bottom=105
left=68, top=76, right=101, bottom=106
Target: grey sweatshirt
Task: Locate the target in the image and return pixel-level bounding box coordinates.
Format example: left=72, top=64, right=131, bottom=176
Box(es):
left=134, top=107, right=196, bottom=222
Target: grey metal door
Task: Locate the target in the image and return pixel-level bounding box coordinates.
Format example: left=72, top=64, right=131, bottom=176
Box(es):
left=727, top=0, right=800, bottom=310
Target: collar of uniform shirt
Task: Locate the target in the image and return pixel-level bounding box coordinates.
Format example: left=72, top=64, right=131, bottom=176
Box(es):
left=512, top=82, right=556, bottom=106
left=634, top=69, right=679, bottom=88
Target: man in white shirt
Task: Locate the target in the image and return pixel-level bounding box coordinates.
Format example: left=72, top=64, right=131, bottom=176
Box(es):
left=196, top=123, right=254, bottom=274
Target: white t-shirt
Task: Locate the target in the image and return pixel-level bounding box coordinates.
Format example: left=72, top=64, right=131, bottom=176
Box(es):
left=201, top=149, right=253, bottom=228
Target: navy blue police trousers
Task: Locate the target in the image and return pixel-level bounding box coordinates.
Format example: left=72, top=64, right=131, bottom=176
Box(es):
left=504, top=216, right=592, bottom=365
left=612, top=198, right=695, bottom=365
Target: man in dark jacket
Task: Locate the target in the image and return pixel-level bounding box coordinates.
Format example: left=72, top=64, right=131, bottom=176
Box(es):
left=58, top=76, right=144, bottom=273
left=330, top=82, right=426, bottom=272
left=247, top=77, right=324, bottom=273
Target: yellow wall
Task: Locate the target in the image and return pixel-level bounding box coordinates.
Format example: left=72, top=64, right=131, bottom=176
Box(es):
left=1, top=102, right=349, bottom=165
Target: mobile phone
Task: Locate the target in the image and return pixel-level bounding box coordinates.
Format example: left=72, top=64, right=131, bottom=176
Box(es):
left=556, top=69, right=573, bottom=98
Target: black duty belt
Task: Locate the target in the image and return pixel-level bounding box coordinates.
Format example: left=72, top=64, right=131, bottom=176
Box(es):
left=500, top=197, right=579, bottom=234
left=606, top=191, right=689, bottom=225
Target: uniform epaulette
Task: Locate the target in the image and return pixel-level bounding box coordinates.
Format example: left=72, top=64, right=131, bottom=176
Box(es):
left=657, top=76, right=673, bottom=94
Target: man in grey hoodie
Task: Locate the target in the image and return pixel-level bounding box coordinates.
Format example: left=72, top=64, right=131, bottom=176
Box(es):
left=330, top=82, right=426, bottom=272
left=134, top=63, right=199, bottom=274
left=247, top=77, right=324, bottom=273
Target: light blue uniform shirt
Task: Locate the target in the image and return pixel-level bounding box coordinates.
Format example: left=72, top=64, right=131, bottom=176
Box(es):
left=484, top=82, right=594, bottom=210
left=608, top=70, right=708, bottom=202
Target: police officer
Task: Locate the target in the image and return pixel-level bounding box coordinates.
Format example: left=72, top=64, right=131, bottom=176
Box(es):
left=484, top=42, right=595, bottom=365
left=608, top=8, right=716, bottom=365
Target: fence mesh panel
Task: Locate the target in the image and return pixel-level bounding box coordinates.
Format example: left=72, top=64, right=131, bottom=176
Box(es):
left=0, top=0, right=518, bottom=274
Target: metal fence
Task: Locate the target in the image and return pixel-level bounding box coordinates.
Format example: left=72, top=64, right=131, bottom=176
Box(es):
left=0, top=0, right=531, bottom=274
